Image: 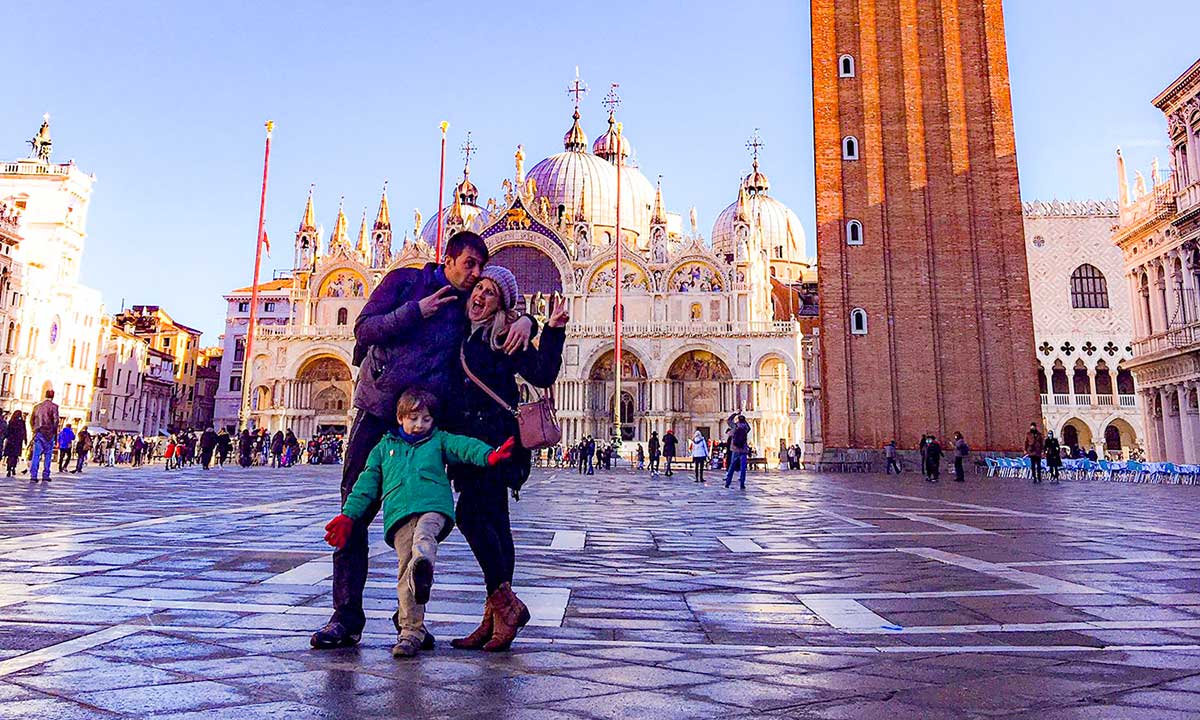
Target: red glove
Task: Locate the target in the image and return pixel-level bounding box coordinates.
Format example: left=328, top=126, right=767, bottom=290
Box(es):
left=324, top=514, right=354, bottom=549
left=488, top=437, right=518, bottom=466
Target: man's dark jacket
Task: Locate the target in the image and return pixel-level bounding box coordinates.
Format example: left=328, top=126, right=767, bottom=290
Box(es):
left=352, top=262, right=468, bottom=421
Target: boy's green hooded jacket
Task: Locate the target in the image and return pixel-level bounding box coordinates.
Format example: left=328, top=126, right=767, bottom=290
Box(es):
left=341, top=429, right=493, bottom=545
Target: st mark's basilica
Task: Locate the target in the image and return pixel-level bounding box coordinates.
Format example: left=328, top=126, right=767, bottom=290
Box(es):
left=232, top=95, right=821, bottom=457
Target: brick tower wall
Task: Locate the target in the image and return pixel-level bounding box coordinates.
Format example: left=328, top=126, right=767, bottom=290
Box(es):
left=811, top=0, right=1040, bottom=453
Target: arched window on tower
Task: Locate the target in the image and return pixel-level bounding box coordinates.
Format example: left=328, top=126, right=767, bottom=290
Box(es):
left=838, top=54, right=856, bottom=77
left=336, top=307, right=349, bottom=326
left=1070, top=264, right=1109, bottom=309
left=846, top=219, right=863, bottom=246
left=850, top=308, right=867, bottom=335
left=842, top=136, right=859, bottom=160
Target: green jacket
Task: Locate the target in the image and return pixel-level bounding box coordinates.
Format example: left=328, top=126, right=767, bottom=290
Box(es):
left=341, top=429, right=494, bottom=546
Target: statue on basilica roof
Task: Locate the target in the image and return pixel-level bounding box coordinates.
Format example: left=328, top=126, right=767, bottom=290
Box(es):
left=29, top=113, right=52, bottom=163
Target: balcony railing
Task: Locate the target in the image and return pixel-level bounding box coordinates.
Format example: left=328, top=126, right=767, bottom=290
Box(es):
left=1118, top=394, right=1137, bottom=407
left=1097, top=395, right=1113, bottom=406
left=1117, top=180, right=1176, bottom=234
left=256, top=324, right=354, bottom=340
left=1, top=161, right=73, bottom=176
left=570, top=320, right=800, bottom=338
left=1132, top=320, right=1200, bottom=356
left=1178, top=180, right=1200, bottom=215
left=1039, top=393, right=1049, bottom=405
left=1053, top=393, right=1071, bottom=406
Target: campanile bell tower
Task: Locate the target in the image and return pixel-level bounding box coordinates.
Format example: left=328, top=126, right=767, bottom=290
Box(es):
left=812, top=0, right=1040, bottom=453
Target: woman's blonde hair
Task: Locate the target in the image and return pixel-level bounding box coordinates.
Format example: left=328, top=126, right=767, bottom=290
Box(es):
left=474, top=277, right=520, bottom=351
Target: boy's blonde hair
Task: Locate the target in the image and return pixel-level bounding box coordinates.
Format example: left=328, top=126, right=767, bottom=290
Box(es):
left=396, top=388, right=439, bottom=422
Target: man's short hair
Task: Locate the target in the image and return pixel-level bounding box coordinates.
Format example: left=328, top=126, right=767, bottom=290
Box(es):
left=45, top=390, right=54, bottom=399
left=396, top=388, right=439, bottom=420
left=444, top=231, right=489, bottom=263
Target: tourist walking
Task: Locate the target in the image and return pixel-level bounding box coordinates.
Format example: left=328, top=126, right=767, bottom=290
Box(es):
left=925, top=435, right=943, bottom=482
left=635, top=443, right=644, bottom=470
left=919, top=435, right=930, bottom=481
left=953, top=432, right=969, bottom=482
left=72, top=428, right=92, bottom=473
left=323, top=388, right=517, bottom=658
left=885, top=440, right=902, bottom=474
left=238, top=429, right=253, bottom=467
left=450, top=266, right=566, bottom=653
left=1044, top=430, right=1062, bottom=484
left=311, top=231, right=533, bottom=650
left=724, top=413, right=751, bottom=490
left=663, top=429, right=678, bottom=476
left=1025, top=423, right=1045, bottom=484
left=585, top=436, right=596, bottom=475
left=199, top=427, right=217, bottom=469
left=690, top=430, right=709, bottom=483
left=216, top=428, right=231, bottom=466
left=56, top=424, right=75, bottom=473
left=3, top=410, right=26, bottom=477
left=29, top=390, right=60, bottom=483
left=648, top=430, right=661, bottom=476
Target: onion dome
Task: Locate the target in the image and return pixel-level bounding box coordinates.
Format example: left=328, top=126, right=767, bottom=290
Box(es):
left=712, top=169, right=806, bottom=262
left=563, top=109, right=588, bottom=152
left=456, top=165, right=479, bottom=205
left=419, top=197, right=489, bottom=246
left=592, top=113, right=634, bottom=163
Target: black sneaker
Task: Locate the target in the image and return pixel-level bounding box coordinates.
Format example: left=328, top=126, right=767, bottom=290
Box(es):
left=391, top=611, right=436, bottom=649
left=412, top=558, right=434, bottom=605
left=310, top=621, right=361, bottom=649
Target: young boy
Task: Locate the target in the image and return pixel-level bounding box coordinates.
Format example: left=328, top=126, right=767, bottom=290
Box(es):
left=323, top=388, right=514, bottom=658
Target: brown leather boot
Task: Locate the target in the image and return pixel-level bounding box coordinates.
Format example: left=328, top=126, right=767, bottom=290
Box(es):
left=483, top=582, right=531, bottom=652
left=450, top=597, right=494, bottom=649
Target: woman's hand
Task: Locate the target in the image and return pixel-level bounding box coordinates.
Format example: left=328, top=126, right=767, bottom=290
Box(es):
left=547, top=296, right=570, bottom=328
left=502, top=316, right=533, bottom=355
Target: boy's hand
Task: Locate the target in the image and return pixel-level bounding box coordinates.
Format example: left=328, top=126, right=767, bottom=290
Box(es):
left=324, top=514, right=354, bottom=549
left=488, top=437, right=518, bottom=466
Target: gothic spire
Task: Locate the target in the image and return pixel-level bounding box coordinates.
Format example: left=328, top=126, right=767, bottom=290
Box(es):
left=357, top=208, right=369, bottom=257
left=651, top=176, right=667, bottom=225
left=374, top=182, right=391, bottom=230
left=299, top=185, right=317, bottom=231
left=330, top=197, right=349, bottom=249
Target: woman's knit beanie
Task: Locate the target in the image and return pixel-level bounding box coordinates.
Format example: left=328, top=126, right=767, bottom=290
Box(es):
left=480, top=265, right=519, bottom=311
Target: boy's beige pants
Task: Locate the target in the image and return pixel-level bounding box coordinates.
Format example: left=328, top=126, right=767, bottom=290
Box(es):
left=393, top=512, right=446, bottom=641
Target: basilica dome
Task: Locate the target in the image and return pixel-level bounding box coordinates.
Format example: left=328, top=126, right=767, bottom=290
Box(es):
left=711, top=161, right=806, bottom=262
left=419, top=172, right=490, bottom=245
left=526, top=111, right=655, bottom=242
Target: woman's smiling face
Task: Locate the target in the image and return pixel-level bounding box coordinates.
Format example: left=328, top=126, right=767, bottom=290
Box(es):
left=467, top=278, right=502, bottom=322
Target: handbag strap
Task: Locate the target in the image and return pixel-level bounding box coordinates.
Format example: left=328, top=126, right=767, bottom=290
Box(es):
left=461, top=345, right=518, bottom=415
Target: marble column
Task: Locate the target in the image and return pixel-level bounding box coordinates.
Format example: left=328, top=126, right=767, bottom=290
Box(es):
left=1182, top=382, right=1200, bottom=465
left=1161, top=385, right=1185, bottom=463
left=1142, top=389, right=1162, bottom=461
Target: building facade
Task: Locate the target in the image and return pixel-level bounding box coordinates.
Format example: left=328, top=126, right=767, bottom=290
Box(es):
left=0, top=199, right=24, bottom=400
left=811, top=0, right=1040, bottom=455
left=0, top=117, right=105, bottom=427
left=191, top=347, right=222, bottom=430
left=213, top=279, right=293, bottom=431
left=241, top=99, right=818, bottom=457
left=90, top=320, right=149, bottom=435
left=1025, top=200, right=1142, bottom=457
left=112, top=305, right=203, bottom=431
left=1115, top=57, right=1200, bottom=463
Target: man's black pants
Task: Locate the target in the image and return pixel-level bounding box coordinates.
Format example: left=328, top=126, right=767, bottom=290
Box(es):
left=58, top=447, right=72, bottom=473
left=329, top=410, right=393, bottom=634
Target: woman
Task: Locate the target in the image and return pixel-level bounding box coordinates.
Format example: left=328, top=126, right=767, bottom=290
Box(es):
left=450, top=266, right=568, bottom=653
left=3, top=411, right=25, bottom=477
left=1044, top=430, right=1062, bottom=484
left=690, top=430, right=709, bottom=483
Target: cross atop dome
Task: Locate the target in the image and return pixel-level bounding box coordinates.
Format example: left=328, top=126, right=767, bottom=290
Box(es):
left=746, top=128, right=764, bottom=163
left=461, top=131, right=476, bottom=167
left=602, top=82, right=622, bottom=117
left=566, top=67, right=589, bottom=110
left=742, top=129, right=771, bottom=196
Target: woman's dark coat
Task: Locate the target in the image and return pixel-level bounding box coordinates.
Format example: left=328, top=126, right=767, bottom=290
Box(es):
left=3, top=417, right=26, bottom=460
left=449, top=324, right=566, bottom=492
left=1044, top=437, right=1062, bottom=468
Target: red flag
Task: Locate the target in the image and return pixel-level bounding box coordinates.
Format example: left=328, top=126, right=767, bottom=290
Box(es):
left=261, top=230, right=270, bottom=256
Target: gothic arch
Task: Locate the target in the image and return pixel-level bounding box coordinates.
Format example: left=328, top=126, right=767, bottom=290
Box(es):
left=486, top=230, right=573, bottom=291
left=315, top=264, right=369, bottom=298
left=287, top=347, right=353, bottom=378
left=582, top=253, right=651, bottom=294
left=755, top=350, right=799, bottom=380
left=579, top=342, right=652, bottom=381
left=660, top=344, right=737, bottom=381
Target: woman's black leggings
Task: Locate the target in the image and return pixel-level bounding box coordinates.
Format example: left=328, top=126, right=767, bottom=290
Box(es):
left=693, top=458, right=705, bottom=482
left=456, top=480, right=515, bottom=596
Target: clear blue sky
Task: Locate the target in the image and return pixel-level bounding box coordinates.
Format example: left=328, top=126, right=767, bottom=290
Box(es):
left=3, top=1, right=1197, bottom=341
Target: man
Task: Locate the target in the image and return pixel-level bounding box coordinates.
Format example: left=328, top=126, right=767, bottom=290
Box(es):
left=270, top=430, right=284, bottom=468
left=662, top=429, right=678, bottom=476
left=72, top=427, right=92, bottom=473
left=918, top=435, right=930, bottom=481
left=925, top=435, right=943, bottom=483
left=132, top=435, right=145, bottom=467
left=29, top=390, right=60, bottom=483
left=952, top=432, right=969, bottom=482
left=311, top=231, right=533, bottom=650
left=884, top=440, right=901, bottom=475
left=199, top=427, right=218, bottom=470
left=724, top=413, right=751, bottom=490
left=1025, top=423, right=1045, bottom=484
left=647, top=430, right=661, bottom=476
left=584, top=435, right=596, bottom=475
left=57, top=423, right=75, bottom=473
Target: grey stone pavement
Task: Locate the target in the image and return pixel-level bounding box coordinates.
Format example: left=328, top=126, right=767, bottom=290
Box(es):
left=3, top=463, right=1200, bottom=719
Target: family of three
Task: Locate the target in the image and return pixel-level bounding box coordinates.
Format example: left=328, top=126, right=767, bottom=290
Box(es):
left=311, top=230, right=568, bottom=658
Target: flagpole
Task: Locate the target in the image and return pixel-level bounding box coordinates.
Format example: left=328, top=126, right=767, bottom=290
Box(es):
left=238, top=120, right=273, bottom=432
left=435, top=121, right=449, bottom=261
left=613, top=121, right=623, bottom=447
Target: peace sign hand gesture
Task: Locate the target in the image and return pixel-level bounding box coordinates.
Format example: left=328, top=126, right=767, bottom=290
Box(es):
left=547, top=296, right=570, bottom=328
left=418, top=285, right=457, bottom=319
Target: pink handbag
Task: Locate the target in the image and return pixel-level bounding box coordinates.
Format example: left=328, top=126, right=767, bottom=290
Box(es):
left=460, top=347, right=562, bottom=450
